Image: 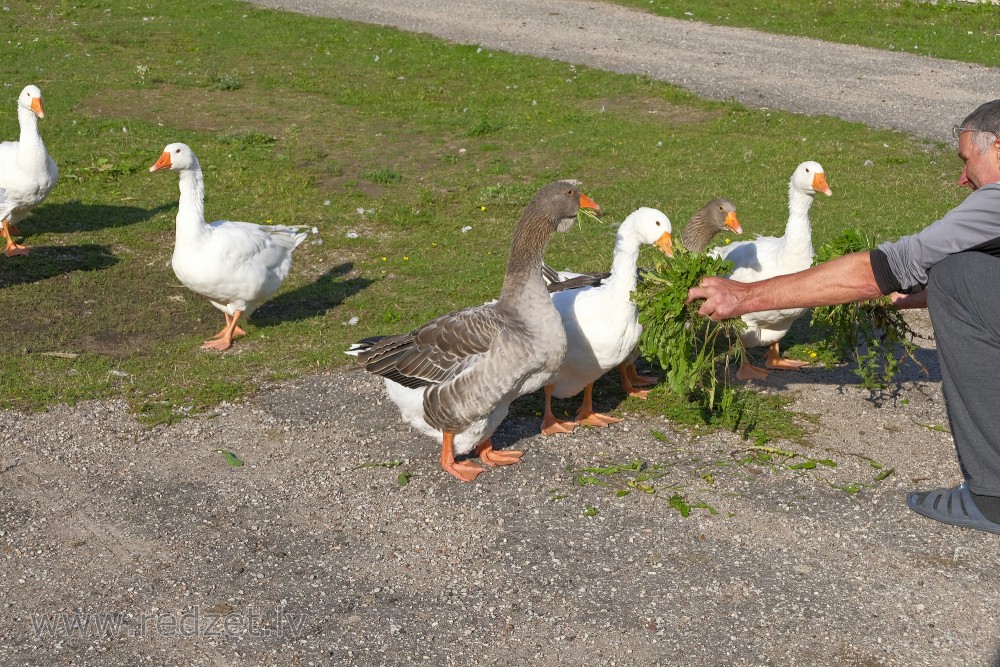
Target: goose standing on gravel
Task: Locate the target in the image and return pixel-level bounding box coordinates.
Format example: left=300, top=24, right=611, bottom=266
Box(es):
left=544, top=198, right=741, bottom=396
left=351, top=181, right=600, bottom=482
left=709, top=161, right=831, bottom=381
left=0, top=85, right=58, bottom=256
left=150, top=143, right=307, bottom=351
left=540, top=207, right=673, bottom=435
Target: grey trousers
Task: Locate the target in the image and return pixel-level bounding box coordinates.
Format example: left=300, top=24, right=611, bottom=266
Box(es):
left=927, top=251, right=1000, bottom=496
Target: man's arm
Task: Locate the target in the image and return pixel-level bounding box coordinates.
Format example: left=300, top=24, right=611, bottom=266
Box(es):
left=686, top=251, right=884, bottom=321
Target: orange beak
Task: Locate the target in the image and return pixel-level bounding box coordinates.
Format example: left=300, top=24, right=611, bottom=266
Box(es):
left=30, top=97, right=44, bottom=119
left=579, top=192, right=601, bottom=215
left=655, top=231, right=674, bottom=257
left=149, top=152, right=172, bottom=172
left=813, top=172, right=832, bottom=196
left=724, top=211, right=742, bottom=234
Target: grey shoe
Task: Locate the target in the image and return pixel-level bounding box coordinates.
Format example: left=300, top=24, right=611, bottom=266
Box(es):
left=906, top=482, right=1000, bottom=535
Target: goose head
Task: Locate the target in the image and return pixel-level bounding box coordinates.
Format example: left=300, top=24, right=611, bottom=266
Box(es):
left=19, top=85, right=45, bottom=119
left=532, top=180, right=601, bottom=233
left=149, top=143, right=200, bottom=173
left=622, top=206, right=673, bottom=257
left=791, top=161, right=832, bottom=197
left=703, top=198, right=742, bottom=235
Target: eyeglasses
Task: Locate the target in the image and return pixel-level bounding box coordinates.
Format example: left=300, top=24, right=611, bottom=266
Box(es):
left=953, top=125, right=1000, bottom=140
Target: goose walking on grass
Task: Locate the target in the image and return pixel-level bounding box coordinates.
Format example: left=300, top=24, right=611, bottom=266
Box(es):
left=540, top=207, right=673, bottom=435
left=351, top=181, right=600, bottom=482
left=150, top=143, right=307, bottom=351
left=0, top=85, right=58, bottom=257
left=544, top=198, right=741, bottom=396
left=708, top=161, right=831, bottom=381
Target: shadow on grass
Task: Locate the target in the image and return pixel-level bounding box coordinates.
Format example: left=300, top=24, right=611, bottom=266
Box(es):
left=23, top=201, right=175, bottom=235
left=0, top=244, right=118, bottom=288
left=252, top=262, right=375, bottom=326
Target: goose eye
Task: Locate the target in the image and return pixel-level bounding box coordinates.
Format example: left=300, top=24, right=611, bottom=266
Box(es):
left=805, top=168, right=811, bottom=173
left=655, top=221, right=661, bottom=226
left=174, top=148, right=181, bottom=154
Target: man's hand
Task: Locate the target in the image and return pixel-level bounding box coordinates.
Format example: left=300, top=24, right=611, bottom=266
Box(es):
left=889, top=290, right=928, bottom=310
left=686, top=276, right=753, bottom=321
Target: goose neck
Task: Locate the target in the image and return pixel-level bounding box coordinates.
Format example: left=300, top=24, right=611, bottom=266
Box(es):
left=497, top=216, right=554, bottom=309
left=681, top=213, right=713, bottom=253
left=784, top=187, right=815, bottom=250
left=16, top=106, right=44, bottom=157
left=175, top=168, right=207, bottom=238
left=602, top=227, right=642, bottom=294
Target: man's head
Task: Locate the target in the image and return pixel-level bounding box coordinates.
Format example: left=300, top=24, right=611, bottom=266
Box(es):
left=956, top=99, right=1000, bottom=190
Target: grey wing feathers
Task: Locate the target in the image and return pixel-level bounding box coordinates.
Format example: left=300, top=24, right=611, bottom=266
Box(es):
left=358, top=305, right=505, bottom=389
left=546, top=271, right=610, bottom=293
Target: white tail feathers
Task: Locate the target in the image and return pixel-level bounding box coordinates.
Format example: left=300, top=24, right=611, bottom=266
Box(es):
left=267, top=225, right=309, bottom=251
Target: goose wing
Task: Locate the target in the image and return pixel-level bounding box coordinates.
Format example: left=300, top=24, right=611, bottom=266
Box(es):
left=359, top=304, right=507, bottom=389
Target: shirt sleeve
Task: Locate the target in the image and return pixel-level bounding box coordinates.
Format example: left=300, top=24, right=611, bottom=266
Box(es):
left=874, top=183, right=1000, bottom=295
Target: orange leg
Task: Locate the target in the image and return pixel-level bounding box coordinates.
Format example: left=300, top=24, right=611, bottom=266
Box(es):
left=440, top=432, right=486, bottom=482
left=618, top=364, right=650, bottom=400
left=622, top=361, right=659, bottom=387
left=201, top=310, right=244, bottom=351
left=764, top=341, right=809, bottom=371
left=208, top=313, right=249, bottom=340
left=6, top=222, right=20, bottom=236
left=1, top=219, right=28, bottom=257
left=540, top=384, right=577, bottom=435
left=575, top=383, right=622, bottom=427
left=476, top=439, right=523, bottom=466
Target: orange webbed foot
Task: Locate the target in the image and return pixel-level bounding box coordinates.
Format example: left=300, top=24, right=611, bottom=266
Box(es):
left=541, top=414, right=577, bottom=436
left=201, top=337, right=234, bottom=352
left=4, top=243, right=29, bottom=257
left=576, top=411, right=622, bottom=428
left=736, top=362, right=769, bottom=381
left=765, top=357, right=810, bottom=370
left=477, top=440, right=523, bottom=466
left=443, top=459, right=487, bottom=482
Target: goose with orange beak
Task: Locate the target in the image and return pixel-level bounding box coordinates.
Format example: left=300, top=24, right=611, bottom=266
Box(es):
left=0, top=85, right=58, bottom=257
left=540, top=207, right=673, bottom=435
left=349, top=181, right=600, bottom=482
left=150, top=142, right=307, bottom=351
left=708, top=160, right=832, bottom=380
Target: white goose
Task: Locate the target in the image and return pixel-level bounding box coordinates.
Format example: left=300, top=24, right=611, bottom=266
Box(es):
left=709, top=161, right=831, bottom=380
left=543, top=198, right=741, bottom=396
left=350, top=181, right=600, bottom=482
left=150, top=143, right=307, bottom=351
left=541, top=207, right=673, bottom=435
left=0, top=85, right=59, bottom=256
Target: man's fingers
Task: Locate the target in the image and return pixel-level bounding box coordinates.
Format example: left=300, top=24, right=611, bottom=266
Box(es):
left=686, top=286, right=707, bottom=304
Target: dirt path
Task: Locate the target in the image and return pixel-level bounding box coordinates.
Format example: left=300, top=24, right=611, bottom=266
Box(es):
left=248, top=0, right=1000, bottom=142
left=4, top=2, right=1000, bottom=666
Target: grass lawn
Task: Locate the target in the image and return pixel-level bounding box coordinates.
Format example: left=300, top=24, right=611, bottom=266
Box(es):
left=0, top=0, right=969, bottom=427
left=602, top=0, right=1000, bottom=67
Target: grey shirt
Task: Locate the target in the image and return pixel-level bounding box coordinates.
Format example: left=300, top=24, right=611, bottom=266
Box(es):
left=871, top=181, right=1000, bottom=295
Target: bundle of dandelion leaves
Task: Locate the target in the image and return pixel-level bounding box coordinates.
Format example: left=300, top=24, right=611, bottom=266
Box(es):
left=635, top=248, right=745, bottom=412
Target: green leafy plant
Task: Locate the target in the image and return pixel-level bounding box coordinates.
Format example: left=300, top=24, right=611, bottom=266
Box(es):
left=808, top=229, right=924, bottom=391
left=635, top=249, right=745, bottom=412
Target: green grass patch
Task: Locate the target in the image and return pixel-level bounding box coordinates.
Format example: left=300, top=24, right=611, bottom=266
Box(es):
left=0, top=0, right=970, bottom=430
left=602, top=0, right=1000, bottom=67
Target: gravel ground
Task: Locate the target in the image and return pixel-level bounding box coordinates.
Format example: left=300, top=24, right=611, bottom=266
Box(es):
left=5, top=2, right=1000, bottom=666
